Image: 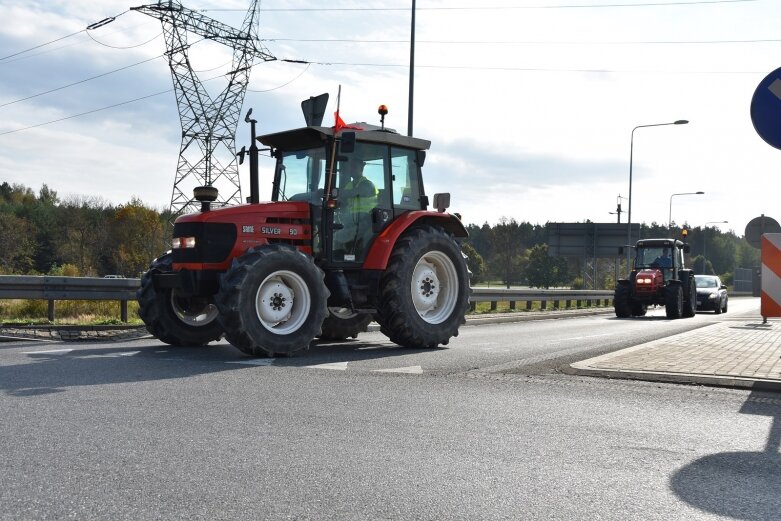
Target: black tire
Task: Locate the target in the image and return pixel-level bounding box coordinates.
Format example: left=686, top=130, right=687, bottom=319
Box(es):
left=318, top=309, right=373, bottom=340
left=376, top=225, right=470, bottom=348
left=682, top=277, right=696, bottom=318
left=722, top=298, right=728, bottom=313
left=630, top=303, right=647, bottom=317
left=215, top=245, right=328, bottom=357
left=665, top=284, right=683, bottom=319
left=714, top=299, right=722, bottom=314
left=136, top=253, right=223, bottom=346
left=614, top=284, right=631, bottom=318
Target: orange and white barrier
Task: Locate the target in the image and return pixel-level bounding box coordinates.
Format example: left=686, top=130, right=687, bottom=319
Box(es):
left=761, top=233, right=781, bottom=318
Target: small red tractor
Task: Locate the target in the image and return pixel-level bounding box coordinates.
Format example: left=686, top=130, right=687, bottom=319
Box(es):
left=614, top=238, right=696, bottom=319
left=137, top=98, right=471, bottom=356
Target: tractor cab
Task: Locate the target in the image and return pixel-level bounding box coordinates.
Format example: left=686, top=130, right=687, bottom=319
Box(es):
left=259, top=123, right=431, bottom=266
left=633, top=239, right=687, bottom=282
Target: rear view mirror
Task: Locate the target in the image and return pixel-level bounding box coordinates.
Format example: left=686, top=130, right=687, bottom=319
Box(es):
left=339, top=132, right=356, bottom=154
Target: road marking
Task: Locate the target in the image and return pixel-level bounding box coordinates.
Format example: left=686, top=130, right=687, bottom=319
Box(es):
left=24, top=348, right=73, bottom=354
left=373, top=365, right=424, bottom=374
left=559, top=333, right=613, bottom=342
left=306, top=361, right=349, bottom=371
left=227, top=359, right=275, bottom=366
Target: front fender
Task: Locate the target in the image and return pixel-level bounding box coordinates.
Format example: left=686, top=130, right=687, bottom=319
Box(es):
left=363, top=211, right=468, bottom=270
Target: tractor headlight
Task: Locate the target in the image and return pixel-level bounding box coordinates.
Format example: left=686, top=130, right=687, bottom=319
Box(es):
left=172, top=236, right=196, bottom=249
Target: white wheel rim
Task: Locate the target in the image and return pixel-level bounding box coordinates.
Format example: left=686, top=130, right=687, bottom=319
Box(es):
left=411, top=250, right=459, bottom=324
left=255, top=270, right=311, bottom=334
left=328, top=307, right=357, bottom=319
left=170, top=291, right=219, bottom=326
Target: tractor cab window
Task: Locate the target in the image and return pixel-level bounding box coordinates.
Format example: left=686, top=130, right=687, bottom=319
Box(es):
left=274, top=148, right=327, bottom=203
left=390, top=147, right=423, bottom=211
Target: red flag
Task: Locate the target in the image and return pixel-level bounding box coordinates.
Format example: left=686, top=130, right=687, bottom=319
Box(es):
left=333, top=111, right=362, bottom=132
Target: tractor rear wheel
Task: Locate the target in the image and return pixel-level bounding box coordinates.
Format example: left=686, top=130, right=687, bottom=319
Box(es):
left=614, top=284, right=631, bottom=318
left=216, top=245, right=328, bottom=357
left=137, top=253, right=223, bottom=346
left=318, top=308, right=373, bottom=340
left=682, top=277, right=696, bottom=318
left=665, top=284, right=683, bottom=319
left=376, top=226, right=470, bottom=348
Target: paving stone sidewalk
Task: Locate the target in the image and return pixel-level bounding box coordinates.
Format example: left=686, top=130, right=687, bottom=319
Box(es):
left=571, top=318, right=781, bottom=391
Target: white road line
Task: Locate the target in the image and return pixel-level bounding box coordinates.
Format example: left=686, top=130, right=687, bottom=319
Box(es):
left=373, top=365, right=424, bottom=374
left=306, top=362, right=349, bottom=371
left=559, top=333, right=613, bottom=342
left=23, top=348, right=73, bottom=354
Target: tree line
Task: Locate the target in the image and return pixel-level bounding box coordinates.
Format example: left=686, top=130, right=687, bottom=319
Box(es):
left=0, top=182, right=170, bottom=278
left=463, top=218, right=760, bottom=289
left=0, top=182, right=760, bottom=288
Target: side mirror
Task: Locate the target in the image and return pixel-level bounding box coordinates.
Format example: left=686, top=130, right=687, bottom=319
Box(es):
left=339, top=132, right=356, bottom=154
left=433, top=193, right=450, bottom=212
left=683, top=244, right=691, bottom=254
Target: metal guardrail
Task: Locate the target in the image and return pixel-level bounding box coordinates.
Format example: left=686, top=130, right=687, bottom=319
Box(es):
left=470, top=287, right=613, bottom=311
left=0, top=275, right=140, bottom=322
left=0, top=276, right=615, bottom=323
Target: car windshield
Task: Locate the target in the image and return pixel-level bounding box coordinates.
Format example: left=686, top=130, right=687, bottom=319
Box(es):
left=696, top=276, right=719, bottom=288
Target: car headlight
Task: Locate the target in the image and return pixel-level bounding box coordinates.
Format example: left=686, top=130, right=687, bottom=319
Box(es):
left=708, top=294, right=717, bottom=299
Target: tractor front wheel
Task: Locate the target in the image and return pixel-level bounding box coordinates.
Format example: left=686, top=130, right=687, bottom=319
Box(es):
left=137, top=253, right=223, bottom=346
left=614, top=284, right=631, bottom=318
left=216, top=245, right=328, bottom=357
left=376, top=226, right=470, bottom=348
left=682, top=277, right=696, bottom=318
left=665, top=284, right=683, bottom=319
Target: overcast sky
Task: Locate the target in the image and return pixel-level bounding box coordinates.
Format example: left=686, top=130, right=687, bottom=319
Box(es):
left=1, top=0, right=780, bottom=235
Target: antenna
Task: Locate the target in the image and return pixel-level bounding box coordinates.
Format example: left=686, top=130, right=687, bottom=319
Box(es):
left=131, top=1, right=274, bottom=216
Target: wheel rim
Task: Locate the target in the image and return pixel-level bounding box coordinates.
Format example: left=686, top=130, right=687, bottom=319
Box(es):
left=255, top=270, right=311, bottom=334
left=328, top=307, right=357, bottom=319
left=411, top=250, right=459, bottom=324
left=170, top=291, right=219, bottom=327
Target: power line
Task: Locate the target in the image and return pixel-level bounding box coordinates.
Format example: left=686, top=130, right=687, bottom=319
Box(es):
left=264, top=37, right=781, bottom=46
left=201, top=0, right=756, bottom=11
left=0, top=10, right=129, bottom=62
left=0, top=89, right=172, bottom=137
left=0, top=55, right=164, bottom=109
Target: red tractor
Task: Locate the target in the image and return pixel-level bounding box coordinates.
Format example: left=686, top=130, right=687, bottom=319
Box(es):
left=137, top=100, right=471, bottom=356
left=614, top=238, right=696, bottom=319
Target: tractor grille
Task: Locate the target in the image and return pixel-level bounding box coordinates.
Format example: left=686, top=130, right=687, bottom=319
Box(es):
left=173, top=222, right=237, bottom=263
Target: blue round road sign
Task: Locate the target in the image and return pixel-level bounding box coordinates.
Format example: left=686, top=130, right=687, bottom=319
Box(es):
left=751, top=67, right=781, bottom=150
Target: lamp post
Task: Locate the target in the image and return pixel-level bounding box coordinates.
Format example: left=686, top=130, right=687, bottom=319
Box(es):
left=626, top=120, right=689, bottom=277
left=608, top=194, right=626, bottom=223
left=702, top=220, right=728, bottom=274
left=668, top=191, right=705, bottom=233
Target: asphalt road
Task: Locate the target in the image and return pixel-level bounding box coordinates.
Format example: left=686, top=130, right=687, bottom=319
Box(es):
left=2, top=298, right=779, bottom=520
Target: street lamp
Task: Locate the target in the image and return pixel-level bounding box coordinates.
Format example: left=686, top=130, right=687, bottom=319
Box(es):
left=668, top=191, right=705, bottom=232
left=701, top=220, right=728, bottom=274
left=608, top=194, right=627, bottom=223
left=626, top=119, right=689, bottom=276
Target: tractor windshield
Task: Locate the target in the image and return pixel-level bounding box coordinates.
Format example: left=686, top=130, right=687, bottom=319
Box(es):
left=273, top=147, right=328, bottom=203
left=635, top=246, right=673, bottom=269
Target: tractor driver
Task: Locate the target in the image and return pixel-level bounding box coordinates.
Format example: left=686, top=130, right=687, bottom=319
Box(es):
left=334, top=158, right=378, bottom=259
left=653, top=248, right=673, bottom=268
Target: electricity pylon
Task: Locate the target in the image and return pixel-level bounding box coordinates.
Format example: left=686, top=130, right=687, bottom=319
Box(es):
left=132, top=1, right=274, bottom=216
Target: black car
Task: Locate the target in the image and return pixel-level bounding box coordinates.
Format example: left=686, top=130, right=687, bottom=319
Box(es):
left=694, top=275, right=728, bottom=314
